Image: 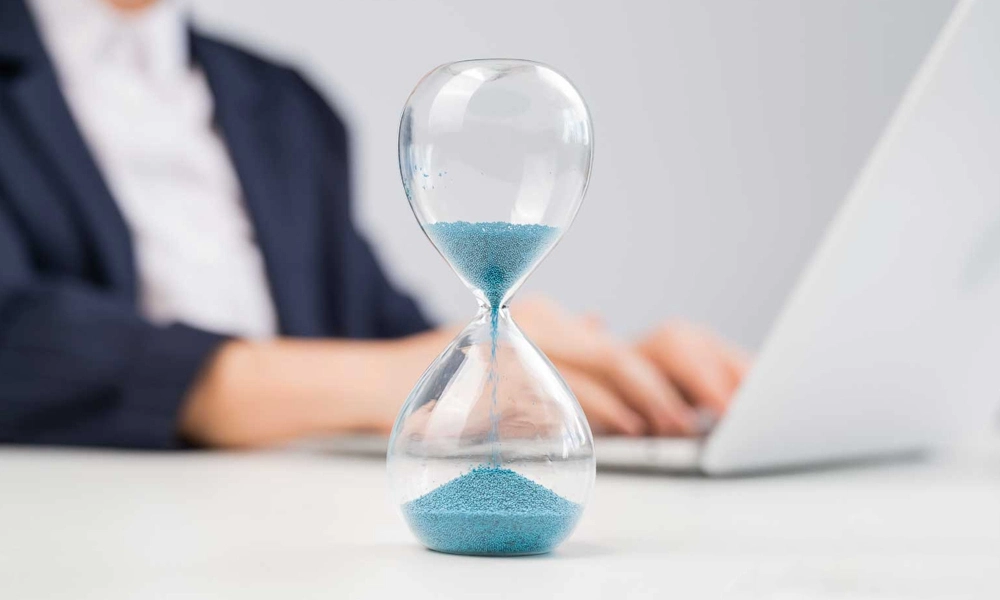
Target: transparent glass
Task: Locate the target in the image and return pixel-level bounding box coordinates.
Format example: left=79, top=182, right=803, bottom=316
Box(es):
left=387, top=59, right=595, bottom=556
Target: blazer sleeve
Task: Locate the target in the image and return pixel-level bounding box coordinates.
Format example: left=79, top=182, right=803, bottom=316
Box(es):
left=293, top=69, right=433, bottom=339
left=342, top=222, right=434, bottom=339
left=0, top=202, right=228, bottom=448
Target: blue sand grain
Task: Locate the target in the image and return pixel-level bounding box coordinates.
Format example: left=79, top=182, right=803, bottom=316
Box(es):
left=424, top=221, right=559, bottom=310
left=403, top=466, right=581, bottom=555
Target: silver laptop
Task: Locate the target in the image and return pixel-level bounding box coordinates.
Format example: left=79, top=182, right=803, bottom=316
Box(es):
left=312, top=0, right=1000, bottom=474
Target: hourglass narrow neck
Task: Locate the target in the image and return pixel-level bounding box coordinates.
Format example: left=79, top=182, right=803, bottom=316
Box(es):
left=469, top=273, right=523, bottom=316
left=476, top=299, right=511, bottom=318
left=475, top=287, right=513, bottom=314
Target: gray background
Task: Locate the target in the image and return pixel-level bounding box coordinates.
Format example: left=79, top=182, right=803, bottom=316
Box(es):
left=191, top=0, right=956, bottom=349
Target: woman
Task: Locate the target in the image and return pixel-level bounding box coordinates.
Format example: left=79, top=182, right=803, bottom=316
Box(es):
left=0, top=0, right=748, bottom=448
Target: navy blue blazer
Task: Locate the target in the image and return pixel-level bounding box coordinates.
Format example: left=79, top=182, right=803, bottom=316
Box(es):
left=0, top=0, right=430, bottom=448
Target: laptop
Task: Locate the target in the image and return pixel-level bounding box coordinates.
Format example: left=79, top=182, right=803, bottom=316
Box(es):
left=311, top=0, right=1000, bottom=474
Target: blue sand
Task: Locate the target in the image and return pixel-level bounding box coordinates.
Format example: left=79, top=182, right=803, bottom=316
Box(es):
left=424, top=221, right=560, bottom=310
left=402, top=466, right=582, bottom=556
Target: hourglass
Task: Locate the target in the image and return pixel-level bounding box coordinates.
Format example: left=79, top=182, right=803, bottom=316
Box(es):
left=387, top=60, right=595, bottom=556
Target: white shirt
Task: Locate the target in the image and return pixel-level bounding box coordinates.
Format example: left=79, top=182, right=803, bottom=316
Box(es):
left=28, top=0, right=278, bottom=338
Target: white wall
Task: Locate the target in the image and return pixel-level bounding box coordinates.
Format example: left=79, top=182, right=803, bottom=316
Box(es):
left=191, top=0, right=955, bottom=348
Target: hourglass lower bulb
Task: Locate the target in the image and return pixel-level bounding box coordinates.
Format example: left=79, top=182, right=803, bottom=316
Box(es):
left=387, top=59, right=595, bottom=556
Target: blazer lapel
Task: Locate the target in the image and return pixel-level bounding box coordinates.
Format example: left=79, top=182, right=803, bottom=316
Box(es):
left=192, top=33, right=321, bottom=336
left=0, top=0, right=135, bottom=296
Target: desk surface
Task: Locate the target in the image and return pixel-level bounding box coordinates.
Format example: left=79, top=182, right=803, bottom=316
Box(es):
left=2, top=440, right=999, bottom=600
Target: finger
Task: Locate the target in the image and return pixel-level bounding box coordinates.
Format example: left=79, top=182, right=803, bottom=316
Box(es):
left=581, top=312, right=605, bottom=331
left=639, top=323, right=739, bottom=415
left=560, top=366, right=646, bottom=436
left=552, top=324, right=700, bottom=435
left=713, top=336, right=753, bottom=383
left=510, top=299, right=697, bottom=435
left=597, top=341, right=699, bottom=435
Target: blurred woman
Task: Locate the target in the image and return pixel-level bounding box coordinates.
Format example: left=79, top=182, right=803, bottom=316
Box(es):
left=0, top=0, right=748, bottom=448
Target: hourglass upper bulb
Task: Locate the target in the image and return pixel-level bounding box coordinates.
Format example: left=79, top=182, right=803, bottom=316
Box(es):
left=399, top=59, right=594, bottom=308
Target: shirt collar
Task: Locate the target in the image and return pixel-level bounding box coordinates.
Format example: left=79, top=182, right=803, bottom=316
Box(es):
left=28, top=0, right=191, bottom=80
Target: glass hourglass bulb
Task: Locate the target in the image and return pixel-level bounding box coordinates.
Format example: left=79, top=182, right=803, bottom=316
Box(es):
left=387, top=59, right=595, bottom=556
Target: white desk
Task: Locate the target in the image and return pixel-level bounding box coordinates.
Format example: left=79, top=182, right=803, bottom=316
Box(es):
left=2, top=441, right=998, bottom=600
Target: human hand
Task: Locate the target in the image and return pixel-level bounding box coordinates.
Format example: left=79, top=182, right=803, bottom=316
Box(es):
left=512, top=296, right=750, bottom=437
left=635, top=321, right=751, bottom=418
